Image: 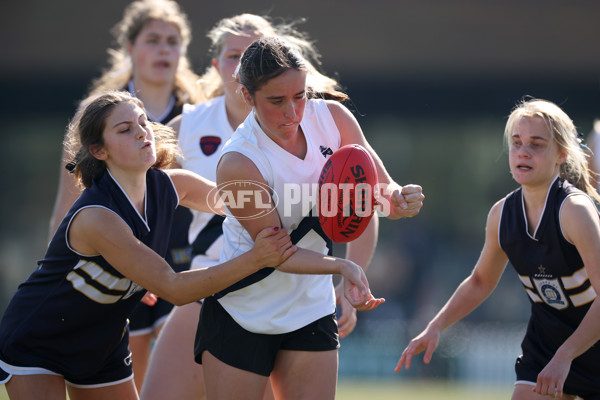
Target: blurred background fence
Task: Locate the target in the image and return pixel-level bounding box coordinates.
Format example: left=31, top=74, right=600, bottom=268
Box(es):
left=1, top=0, right=599, bottom=389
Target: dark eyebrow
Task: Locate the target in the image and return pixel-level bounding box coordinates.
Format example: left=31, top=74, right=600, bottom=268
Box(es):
left=112, top=120, right=132, bottom=129
left=511, top=133, right=548, bottom=142
left=266, top=89, right=305, bottom=101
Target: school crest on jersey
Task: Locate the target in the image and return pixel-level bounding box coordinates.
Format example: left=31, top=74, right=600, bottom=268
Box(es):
left=533, top=278, right=568, bottom=310
left=200, top=136, right=222, bottom=156
left=320, top=145, right=333, bottom=158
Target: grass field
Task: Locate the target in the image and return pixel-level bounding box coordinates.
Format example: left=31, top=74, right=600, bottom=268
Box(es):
left=1, top=379, right=513, bottom=399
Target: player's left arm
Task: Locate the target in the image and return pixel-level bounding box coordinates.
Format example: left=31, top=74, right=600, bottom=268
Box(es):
left=326, top=100, right=423, bottom=219
left=534, top=194, right=600, bottom=397
left=166, top=169, right=225, bottom=215
left=336, top=214, right=379, bottom=337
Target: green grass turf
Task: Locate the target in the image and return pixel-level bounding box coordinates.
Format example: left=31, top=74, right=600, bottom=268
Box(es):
left=1, top=379, right=513, bottom=399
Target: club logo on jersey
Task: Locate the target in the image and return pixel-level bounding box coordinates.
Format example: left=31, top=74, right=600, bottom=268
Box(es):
left=320, top=145, right=333, bottom=158
left=200, top=136, right=222, bottom=156
left=535, top=265, right=552, bottom=278
left=533, top=278, right=568, bottom=310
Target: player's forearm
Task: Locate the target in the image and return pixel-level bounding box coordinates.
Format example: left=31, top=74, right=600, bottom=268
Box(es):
left=162, top=249, right=264, bottom=305
left=276, top=247, right=346, bottom=275
left=428, top=273, right=493, bottom=332
left=345, top=214, right=378, bottom=270
left=554, top=298, right=600, bottom=362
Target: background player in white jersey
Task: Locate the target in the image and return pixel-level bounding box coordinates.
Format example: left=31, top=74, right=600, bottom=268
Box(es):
left=48, top=0, right=203, bottom=391
left=141, top=14, right=378, bottom=400
left=0, top=90, right=297, bottom=400
left=585, top=119, right=600, bottom=191
left=195, top=36, right=423, bottom=400
left=396, top=99, right=600, bottom=400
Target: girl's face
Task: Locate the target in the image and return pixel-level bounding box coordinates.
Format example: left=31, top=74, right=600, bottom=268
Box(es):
left=128, top=19, right=182, bottom=86
left=243, top=69, right=308, bottom=140
left=93, top=101, right=156, bottom=173
left=509, top=116, right=566, bottom=187
left=213, top=31, right=261, bottom=99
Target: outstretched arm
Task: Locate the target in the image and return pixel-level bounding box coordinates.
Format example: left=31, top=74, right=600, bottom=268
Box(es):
left=532, top=194, right=600, bottom=398
left=167, top=169, right=224, bottom=215
left=395, top=199, right=508, bottom=372
left=327, top=101, right=424, bottom=220
left=336, top=214, right=379, bottom=337
left=68, top=207, right=295, bottom=305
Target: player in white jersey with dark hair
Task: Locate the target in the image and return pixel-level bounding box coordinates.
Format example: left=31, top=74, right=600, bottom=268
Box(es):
left=141, top=14, right=388, bottom=400
left=586, top=119, right=600, bottom=191
left=195, top=36, right=424, bottom=400
left=397, top=98, right=600, bottom=400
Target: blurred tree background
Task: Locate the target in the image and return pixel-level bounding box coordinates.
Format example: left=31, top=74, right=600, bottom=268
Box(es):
left=1, top=0, right=599, bottom=388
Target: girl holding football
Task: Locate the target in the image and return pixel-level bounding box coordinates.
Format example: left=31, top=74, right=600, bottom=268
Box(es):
left=142, top=14, right=387, bottom=400
left=195, top=36, right=423, bottom=400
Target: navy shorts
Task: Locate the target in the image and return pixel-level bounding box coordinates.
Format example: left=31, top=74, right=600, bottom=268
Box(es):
left=0, top=366, right=9, bottom=384
left=128, top=299, right=174, bottom=335
left=515, top=352, right=600, bottom=400
left=0, top=329, right=133, bottom=387
left=194, top=296, right=339, bottom=376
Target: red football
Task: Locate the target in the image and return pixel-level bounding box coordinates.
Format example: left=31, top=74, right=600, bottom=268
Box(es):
left=318, top=144, right=378, bottom=243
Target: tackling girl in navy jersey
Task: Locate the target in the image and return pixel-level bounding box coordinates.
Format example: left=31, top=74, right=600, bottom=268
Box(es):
left=397, top=99, right=600, bottom=400
left=0, top=90, right=296, bottom=400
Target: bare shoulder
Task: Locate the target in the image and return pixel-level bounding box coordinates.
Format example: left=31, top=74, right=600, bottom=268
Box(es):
left=69, top=206, right=130, bottom=254
left=561, top=193, right=600, bottom=250
left=561, top=193, right=599, bottom=223
left=485, top=198, right=506, bottom=234
left=166, top=114, right=182, bottom=135
left=325, top=100, right=353, bottom=120
left=488, top=198, right=505, bottom=221
left=217, top=151, right=264, bottom=181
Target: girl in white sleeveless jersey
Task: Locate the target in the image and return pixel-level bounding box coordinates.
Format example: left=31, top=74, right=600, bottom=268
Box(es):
left=141, top=14, right=395, bottom=400
left=196, top=36, right=424, bottom=400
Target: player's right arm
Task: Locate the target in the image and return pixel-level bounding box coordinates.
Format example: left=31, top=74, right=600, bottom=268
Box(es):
left=395, top=199, right=509, bottom=372
left=67, top=206, right=295, bottom=305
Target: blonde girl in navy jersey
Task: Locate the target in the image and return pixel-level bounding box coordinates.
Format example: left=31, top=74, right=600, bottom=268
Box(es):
left=195, top=36, right=423, bottom=400
left=397, top=99, right=600, bottom=400
left=48, top=0, right=203, bottom=391
left=0, top=91, right=296, bottom=400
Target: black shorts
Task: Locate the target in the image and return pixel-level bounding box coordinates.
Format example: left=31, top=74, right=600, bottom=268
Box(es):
left=515, top=352, right=600, bottom=400
left=194, top=296, right=339, bottom=376
left=128, top=299, right=174, bottom=335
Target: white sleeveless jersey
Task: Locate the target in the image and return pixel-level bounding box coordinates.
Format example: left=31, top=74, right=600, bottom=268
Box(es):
left=595, top=137, right=600, bottom=192
left=178, top=96, right=234, bottom=266
left=219, top=99, right=341, bottom=334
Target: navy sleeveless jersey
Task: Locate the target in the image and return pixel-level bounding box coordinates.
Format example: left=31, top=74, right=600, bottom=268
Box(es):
left=0, top=168, right=177, bottom=379
left=499, top=177, right=599, bottom=383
